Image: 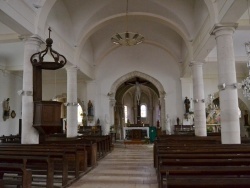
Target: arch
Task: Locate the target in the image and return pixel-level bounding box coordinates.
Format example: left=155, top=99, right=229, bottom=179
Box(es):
left=75, top=13, right=192, bottom=63
left=35, top=0, right=57, bottom=35
left=204, top=0, right=218, bottom=24
left=109, top=71, right=165, bottom=97
left=95, top=40, right=181, bottom=66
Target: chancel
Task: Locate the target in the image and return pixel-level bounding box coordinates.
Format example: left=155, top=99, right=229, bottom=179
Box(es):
left=124, top=77, right=150, bottom=125
left=1, top=0, right=250, bottom=187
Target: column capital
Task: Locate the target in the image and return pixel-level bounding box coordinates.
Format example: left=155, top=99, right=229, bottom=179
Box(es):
left=210, top=23, right=238, bottom=36
left=109, top=99, right=116, bottom=107
left=66, top=65, right=78, bottom=72
left=189, top=61, right=204, bottom=67
left=159, top=91, right=166, bottom=98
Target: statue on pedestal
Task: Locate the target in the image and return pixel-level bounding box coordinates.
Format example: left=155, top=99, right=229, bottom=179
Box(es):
left=87, top=100, right=94, bottom=116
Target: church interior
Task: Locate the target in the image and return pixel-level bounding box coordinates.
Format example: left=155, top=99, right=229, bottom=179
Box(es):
left=1, top=0, right=250, bottom=187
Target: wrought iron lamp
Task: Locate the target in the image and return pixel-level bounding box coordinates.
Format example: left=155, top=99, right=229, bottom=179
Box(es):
left=111, top=0, right=144, bottom=46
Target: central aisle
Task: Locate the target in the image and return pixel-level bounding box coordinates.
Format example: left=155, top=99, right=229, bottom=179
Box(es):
left=70, top=142, right=157, bottom=188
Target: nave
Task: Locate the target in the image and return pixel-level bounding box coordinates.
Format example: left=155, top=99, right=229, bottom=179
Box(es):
left=70, top=142, right=157, bottom=188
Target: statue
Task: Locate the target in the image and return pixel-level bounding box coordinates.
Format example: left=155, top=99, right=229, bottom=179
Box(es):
left=184, top=97, right=190, bottom=113
left=3, top=98, right=10, bottom=121
left=165, top=114, right=171, bottom=135
left=97, top=118, right=100, bottom=125
left=157, top=120, right=160, bottom=128
left=177, top=117, right=180, bottom=125
left=126, top=78, right=148, bottom=105
left=87, top=100, right=93, bottom=116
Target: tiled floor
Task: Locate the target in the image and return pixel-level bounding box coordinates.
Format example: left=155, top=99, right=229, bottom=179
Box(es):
left=69, top=142, right=157, bottom=188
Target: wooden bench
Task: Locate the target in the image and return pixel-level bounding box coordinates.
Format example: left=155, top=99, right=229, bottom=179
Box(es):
left=0, top=144, right=86, bottom=178
left=0, top=150, right=68, bottom=187
left=79, top=135, right=112, bottom=158
left=159, top=157, right=250, bottom=188
left=0, top=134, right=21, bottom=143
left=165, top=176, right=250, bottom=188
left=0, top=162, right=32, bottom=188
left=42, top=139, right=98, bottom=167
left=154, top=135, right=250, bottom=188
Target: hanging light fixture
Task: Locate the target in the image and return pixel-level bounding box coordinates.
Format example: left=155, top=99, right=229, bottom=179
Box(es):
left=111, top=0, right=144, bottom=46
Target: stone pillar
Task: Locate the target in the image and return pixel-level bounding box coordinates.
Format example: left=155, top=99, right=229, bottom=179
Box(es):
left=190, top=61, right=207, bottom=136
left=66, top=66, right=78, bottom=138
left=116, top=102, right=124, bottom=139
left=211, top=23, right=241, bottom=144
left=159, top=92, right=166, bottom=128
left=108, top=93, right=116, bottom=127
left=21, top=35, right=43, bottom=144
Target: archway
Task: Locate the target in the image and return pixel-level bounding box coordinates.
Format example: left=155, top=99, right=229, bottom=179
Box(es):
left=108, top=71, right=166, bottom=139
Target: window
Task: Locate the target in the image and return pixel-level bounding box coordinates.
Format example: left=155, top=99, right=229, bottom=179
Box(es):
left=124, top=105, right=128, bottom=123
left=141, top=104, right=147, bottom=118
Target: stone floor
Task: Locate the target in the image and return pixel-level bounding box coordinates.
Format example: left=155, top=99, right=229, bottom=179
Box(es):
left=69, top=141, right=158, bottom=188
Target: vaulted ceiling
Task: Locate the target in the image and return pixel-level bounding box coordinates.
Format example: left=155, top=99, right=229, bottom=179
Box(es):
left=0, top=0, right=249, bottom=80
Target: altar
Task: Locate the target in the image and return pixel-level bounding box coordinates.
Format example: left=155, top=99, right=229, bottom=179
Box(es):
left=123, top=127, right=149, bottom=140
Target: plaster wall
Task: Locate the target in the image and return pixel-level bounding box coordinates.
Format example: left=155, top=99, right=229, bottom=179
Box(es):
left=95, top=44, right=183, bottom=134
left=0, top=71, right=22, bottom=136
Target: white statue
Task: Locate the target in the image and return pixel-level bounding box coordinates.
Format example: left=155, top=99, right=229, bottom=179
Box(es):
left=165, top=114, right=171, bottom=135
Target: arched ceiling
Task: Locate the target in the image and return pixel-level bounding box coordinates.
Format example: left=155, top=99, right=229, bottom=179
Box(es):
left=43, top=0, right=206, bottom=67
left=0, top=0, right=249, bottom=78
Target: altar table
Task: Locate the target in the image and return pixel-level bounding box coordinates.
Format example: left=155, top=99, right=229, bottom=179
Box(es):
left=123, top=127, right=149, bottom=140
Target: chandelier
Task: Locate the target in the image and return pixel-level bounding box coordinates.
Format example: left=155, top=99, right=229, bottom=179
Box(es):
left=111, top=0, right=144, bottom=46
left=242, top=42, right=250, bottom=99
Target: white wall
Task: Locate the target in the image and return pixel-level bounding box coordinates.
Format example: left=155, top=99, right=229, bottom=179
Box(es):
left=95, top=44, right=182, bottom=134
left=0, top=71, right=22, bottom=136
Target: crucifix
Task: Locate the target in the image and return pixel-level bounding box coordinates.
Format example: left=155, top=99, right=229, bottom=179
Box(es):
left=125, top=77, right=149, bottom=125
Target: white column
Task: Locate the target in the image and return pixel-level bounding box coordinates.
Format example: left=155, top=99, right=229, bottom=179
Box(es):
left=159, top=92, right=166, bottom=128
left=211, top=24, right=241, bottom=144
left=66, top=66, right=78, bottom=138
left=190, top=61, right=206, bottom=136
left=21, top=35, right=43, bottom=144
left=109, top=97, right=116, bottom=126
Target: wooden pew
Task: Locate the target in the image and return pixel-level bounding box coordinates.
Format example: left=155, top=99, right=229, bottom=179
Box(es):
left=0, top=144, right=87, bottom=177
left=0, top=150, right=68, bottom=188
left=0, top=151, right=67, bottom=188
left=154, top=135, right=250, bottom=188
left=78, top=135, right=112, bottom=159
left=42, top=139, right=98, bottom=167
left=159, top=157, right=250, bottom=188
left=165, top=176, right=250, bottom=188
left=0, top=162, right=32, bottom=188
